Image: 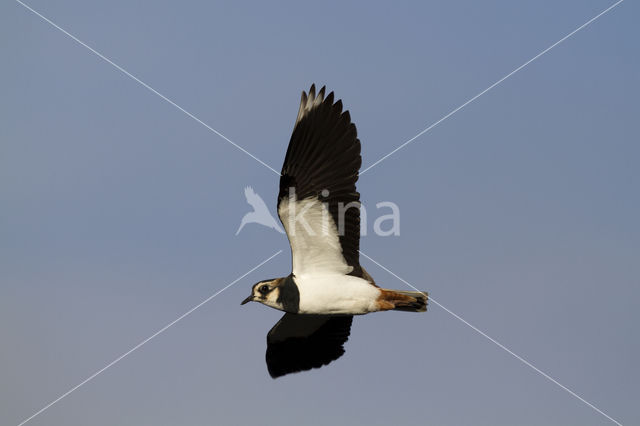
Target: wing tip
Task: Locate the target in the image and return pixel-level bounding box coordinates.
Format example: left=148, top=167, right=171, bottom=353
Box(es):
left=295, top=83, right=341, bottom=127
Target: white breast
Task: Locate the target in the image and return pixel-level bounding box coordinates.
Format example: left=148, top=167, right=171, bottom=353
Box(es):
left=295, top=274, right=381, bottom=315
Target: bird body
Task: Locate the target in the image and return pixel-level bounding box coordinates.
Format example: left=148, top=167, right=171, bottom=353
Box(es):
left=248, top=273, right=425, bottom=315
left=296, top=274, right=381, bottom=315
left=242, top=84, right=428, bottom=378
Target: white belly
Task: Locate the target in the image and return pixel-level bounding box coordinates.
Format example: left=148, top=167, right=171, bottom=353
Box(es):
left=295, top=274, right=381, bottom=315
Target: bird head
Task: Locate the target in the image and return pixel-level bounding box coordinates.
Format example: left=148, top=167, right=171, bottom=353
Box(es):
left=241, top=278, right=284, bottom=310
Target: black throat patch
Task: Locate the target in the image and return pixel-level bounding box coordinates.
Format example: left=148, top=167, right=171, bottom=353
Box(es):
left=277, top=275, right=300, bottom=313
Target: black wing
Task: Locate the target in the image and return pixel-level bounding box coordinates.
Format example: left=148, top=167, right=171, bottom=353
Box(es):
left=266, top=313, right=353, bottom=379
left=277, top=84, right=363, bottom=277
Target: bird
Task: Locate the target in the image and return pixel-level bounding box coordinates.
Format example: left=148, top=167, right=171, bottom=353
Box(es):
left=241, top=84, right=428, bottom=378
left=236, top=186, right=284, bottom=235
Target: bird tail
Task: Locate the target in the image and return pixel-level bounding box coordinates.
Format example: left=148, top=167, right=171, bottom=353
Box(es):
left=379, top=289, right=428, bottom=312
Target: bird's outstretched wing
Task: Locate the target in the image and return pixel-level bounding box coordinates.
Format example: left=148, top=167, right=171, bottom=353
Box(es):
left=277, top=84, right=363, bottom=277
left=266, top=313, right=353, bottom=378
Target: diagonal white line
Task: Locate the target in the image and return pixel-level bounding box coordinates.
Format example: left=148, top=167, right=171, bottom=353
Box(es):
left=15, top=0, right=281, bottom=176
left=360, top=0, right=624, bottom=175
left=358, top=250, right=622, bottom=426
left=15, top=250, right=282, bottom=426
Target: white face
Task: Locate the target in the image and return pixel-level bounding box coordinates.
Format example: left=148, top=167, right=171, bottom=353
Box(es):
left=245, top=279, right=284, bottom=311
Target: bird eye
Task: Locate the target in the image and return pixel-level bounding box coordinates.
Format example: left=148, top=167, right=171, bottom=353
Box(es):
left=259, top=285, right=270, bottom=294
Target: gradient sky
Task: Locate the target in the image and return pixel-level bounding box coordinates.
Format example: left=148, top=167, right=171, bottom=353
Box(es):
left=1, top=1, right=638, bottom=425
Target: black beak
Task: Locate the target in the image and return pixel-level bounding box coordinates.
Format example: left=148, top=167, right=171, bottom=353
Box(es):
left=241, top=295, right=254, bottom=305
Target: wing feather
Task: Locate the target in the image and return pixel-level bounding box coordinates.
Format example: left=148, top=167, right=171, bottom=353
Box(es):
left=266, top=313, right=353, bottom=378
left=278, top=84, right=363, bottom=277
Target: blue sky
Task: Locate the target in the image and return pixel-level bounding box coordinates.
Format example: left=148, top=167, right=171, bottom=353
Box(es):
left=1, top=1, right=638, bottom=425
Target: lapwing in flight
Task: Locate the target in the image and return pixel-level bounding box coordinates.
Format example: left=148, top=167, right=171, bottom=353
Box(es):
left=242, top=84, right=428, bottom=378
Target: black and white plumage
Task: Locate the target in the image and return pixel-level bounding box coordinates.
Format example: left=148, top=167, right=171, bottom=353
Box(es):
left=242, top=85, right=428, bottom=378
